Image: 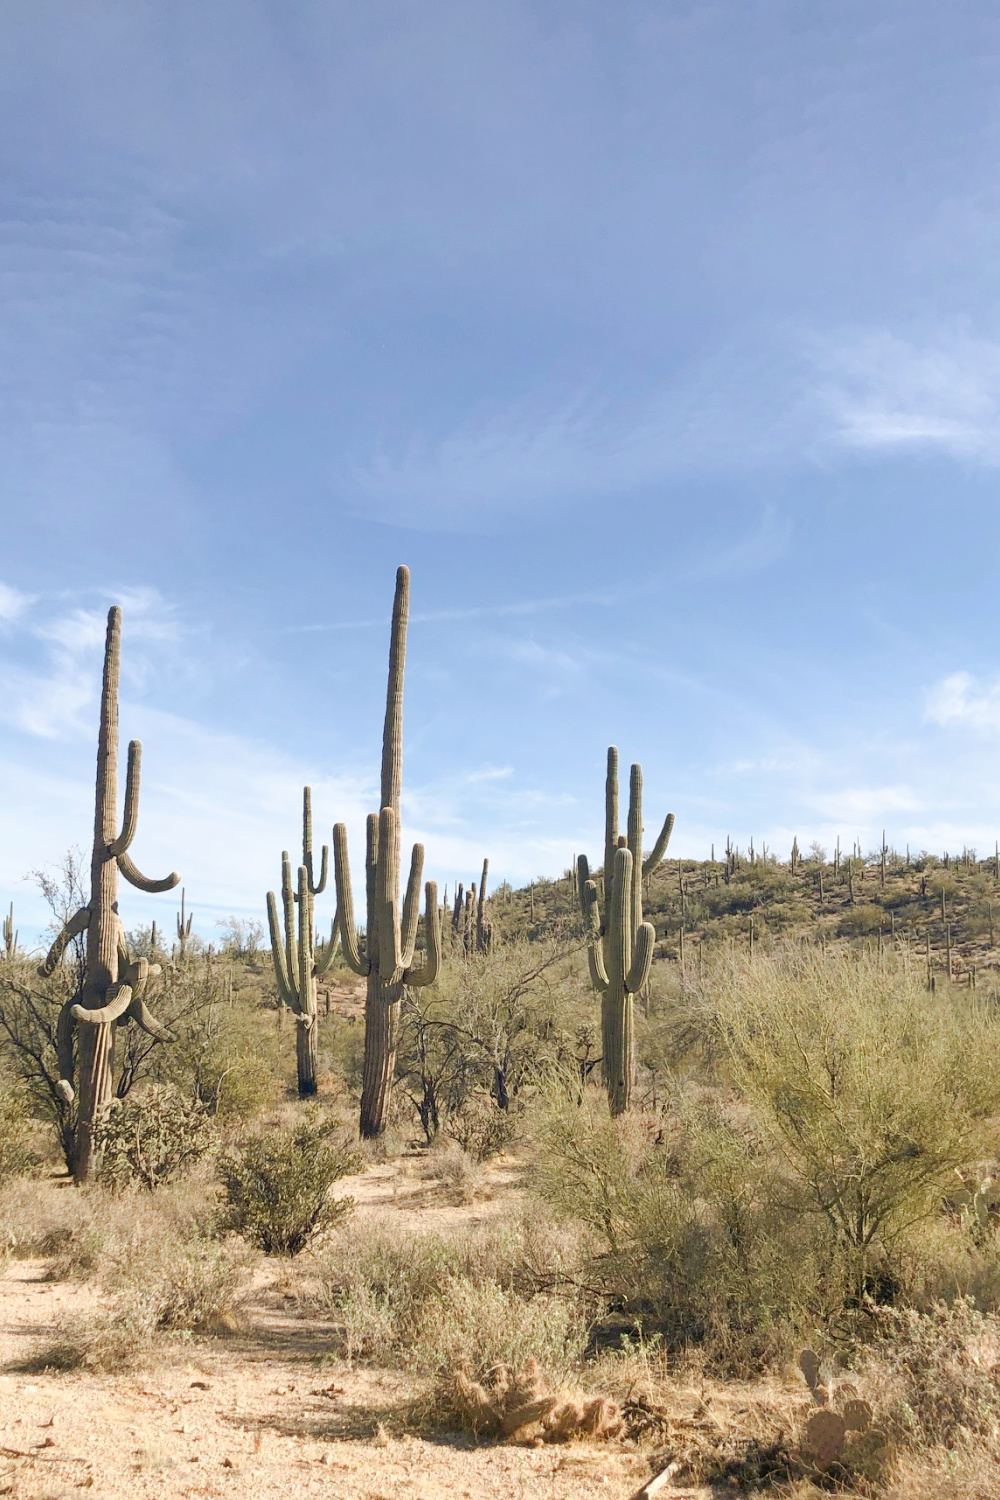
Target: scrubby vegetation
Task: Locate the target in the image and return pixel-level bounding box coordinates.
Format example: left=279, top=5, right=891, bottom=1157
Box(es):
left=4, top=588, right=1000, bottom=1496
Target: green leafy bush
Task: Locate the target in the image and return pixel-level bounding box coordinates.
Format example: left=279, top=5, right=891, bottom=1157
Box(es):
left=219, top=1113, right=359, bottom=1254
left=94, top=1085, right=213, bottom=1192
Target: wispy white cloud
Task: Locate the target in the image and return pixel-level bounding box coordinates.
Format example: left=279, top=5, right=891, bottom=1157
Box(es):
left=925, top=670, right=1000, bottom=731
left=0, top=583, right=31, bottom=621
left=817, top=330, right=1000, bottom=461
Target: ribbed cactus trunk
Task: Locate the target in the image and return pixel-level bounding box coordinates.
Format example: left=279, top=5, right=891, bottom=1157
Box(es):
left=266, top=788, right=337, bottom=1099
left=39, top=608, right=180, bottom=1182
left=578, top=748, right=674, bottom=1115
left=333, top=567, right=442, bottom=1139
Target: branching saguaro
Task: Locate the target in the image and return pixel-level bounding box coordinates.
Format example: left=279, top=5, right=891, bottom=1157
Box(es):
left=577, top=747, right=674, bottom=1114
left=38, top=606, right=180, bottom=1182
left=267, top=787, right=339, bottom=1097
left=175, top=887, right=192, bottom=962
left=333, top=566, right=441, bottom=1138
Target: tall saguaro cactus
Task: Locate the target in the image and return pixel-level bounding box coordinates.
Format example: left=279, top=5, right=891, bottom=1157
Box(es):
left=266, top=787, right=339, bottom=1097
left=38, top=607, right=180, bottom=1181
left=333, top=566, right=442, bottom=1138
left=577, top=747, right=674, bottom=1114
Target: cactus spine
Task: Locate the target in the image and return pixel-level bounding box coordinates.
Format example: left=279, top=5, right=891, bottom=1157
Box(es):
left=266, top=787, right=339, bottom=1098
left=333, top=566, right=441, bottom=1138
left=37, top=607, right=180, bottom=1182
left=577, top=747, right=674, bottom=1115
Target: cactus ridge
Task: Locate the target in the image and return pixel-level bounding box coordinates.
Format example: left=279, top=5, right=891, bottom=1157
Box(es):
left=578, top=747, right=673, bottom=1115
left=332, top=566, right=442, bottom=1138
left=35, top=606, right=180, bottom=1181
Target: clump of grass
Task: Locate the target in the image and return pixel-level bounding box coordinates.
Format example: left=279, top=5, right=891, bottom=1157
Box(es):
left=314, top=1212, right=589, bottom=1389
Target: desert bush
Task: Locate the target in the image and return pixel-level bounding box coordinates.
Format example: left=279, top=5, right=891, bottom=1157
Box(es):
left=713, top=945, right=1000, bottom=1300
left=0, top=1079, right=37, bottom=1182
left=94, top=1085, right=212, bottom=1192
left=316, top=1213, right=586, bottom=1370
left=218, top=1112, right=359, bottom=1254
left=413, top=1275, right=586, bottom=1383
left=445, top=1095, right=518, bottom=1162
left=532, top=1080, right=818, bottom=1373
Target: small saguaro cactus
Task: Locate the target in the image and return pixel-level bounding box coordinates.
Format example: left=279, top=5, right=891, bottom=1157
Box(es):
left=38, top=606, right=180, bottom=1183
left=333, top=566, right=441, bottom=1139
left=175, top=888, right=193, bottom=962
left=2, top=903, right=16, bottom=960
left=577, top=748, right=674, bottom=1115
left=266, top=787, right=339, bottom=1098
left=475, top=858, right=492, bottom=953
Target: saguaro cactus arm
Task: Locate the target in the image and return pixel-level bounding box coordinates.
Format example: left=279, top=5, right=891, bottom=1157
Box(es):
left=38, top=905, right=91, bottom=978
left=315, top=912, right=341, bottom=976
left=404, top=881, right=442, bottom=987
left=332, top=824, right=367, bottom=975
left=380, top=565, right=409, bottom=815
left=642, top=812, right=675, bottom=877
left=267, top=890, right=298, bottom=1008
left=107, top=740, right=141, bottom=856
left=302, top=787, right=329, bottom=895
left=117, top=850, right=181, bottom=894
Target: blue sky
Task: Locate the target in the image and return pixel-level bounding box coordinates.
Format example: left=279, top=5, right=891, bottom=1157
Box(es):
left=4, top=0, right=1000, bottom=944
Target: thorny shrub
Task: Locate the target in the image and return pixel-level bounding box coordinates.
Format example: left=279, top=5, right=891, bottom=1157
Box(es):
left=218, top=1111, right=359, bottom=1254
left=93, top=1084, right=213, bottom=1192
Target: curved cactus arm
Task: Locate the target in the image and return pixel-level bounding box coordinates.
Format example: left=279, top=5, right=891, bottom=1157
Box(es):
left=582, top=879, right=610, bottom=988
left=626, top=921, right=655, bottom=993
left=38, top=905, right=90, bottom=977
left=267, top=890, right=298, bottom=1008
left=280, top=851, right=298, bottom=995
left=72, top=982, right=134, bottom=1025
left=333, top=824, right=367, bottom=975
left=117, top=851, right=181, bottom=893
left=117, top=924, right=131, bottom=974
left=126, top=994, right=173, bottom=1041
left=314, top=909, right=341, bottom=976
left=642, top=812, right=675, bottom=877
left=399, top=842, right=424, bottom=970
left=56, top=999, right=76, bottom=1092
left=108, top=739, right=141, bottom=856
left=302, top=788, right=329, bottom=896
left=405, top=881, right=441, bottom=987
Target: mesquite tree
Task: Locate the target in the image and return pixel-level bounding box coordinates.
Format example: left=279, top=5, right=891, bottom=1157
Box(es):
left=266, top=787, right=339, bottom=1097
left=333, top=566, right=441, bottom=1138
left=577, top=747, right=674, bottom=1114
left=38, top=606, right=180, bottom=1181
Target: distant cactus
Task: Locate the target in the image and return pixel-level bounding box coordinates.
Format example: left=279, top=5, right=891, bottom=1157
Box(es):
left=577, top=748, right=674, bottom=1114
left=2, top=903, right=16, bottom=960
left=266, top=787, right=339, bottom=1098
left=332, top=567, right=441, bottom=1138
left=475, top=858, right=492, bottom=953
left=37, top=607, right=180, bottom=1183
left=175, top=887, right=193, bottom=962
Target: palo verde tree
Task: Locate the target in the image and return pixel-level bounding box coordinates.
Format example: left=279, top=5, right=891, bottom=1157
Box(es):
left=577, top=747, right=674, bottom=1115
left=38, top=606, right=181, bottom=1181
left=333, top=566, right=441, bottom=1138
left=267, top=787, right=340, bottom=1097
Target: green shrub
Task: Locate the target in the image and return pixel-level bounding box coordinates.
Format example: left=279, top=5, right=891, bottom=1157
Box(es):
left=94, top=1085, right=212, bottom=1192
left=0, top=1080, right=37, bottom=1182
left=219, top=1113, right=359, bottom=1254
left=445, top=1096, right=517, bottom=1162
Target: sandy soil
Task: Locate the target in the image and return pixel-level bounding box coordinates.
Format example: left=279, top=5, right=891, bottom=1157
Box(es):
left=0, top=1155, right=713, bottom=1500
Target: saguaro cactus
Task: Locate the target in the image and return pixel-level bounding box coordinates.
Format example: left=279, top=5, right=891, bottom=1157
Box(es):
left=38, top=607, right=180, bottom=1182
left=266, top=787, right=339, bottom=1097
left=577, top=748, right=674, bottom=1114
left=2, top=903, right=16, bottom=960
left=333, top=566, right=441, bottom=1138
left=175, top=888, right=193, bottom=962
